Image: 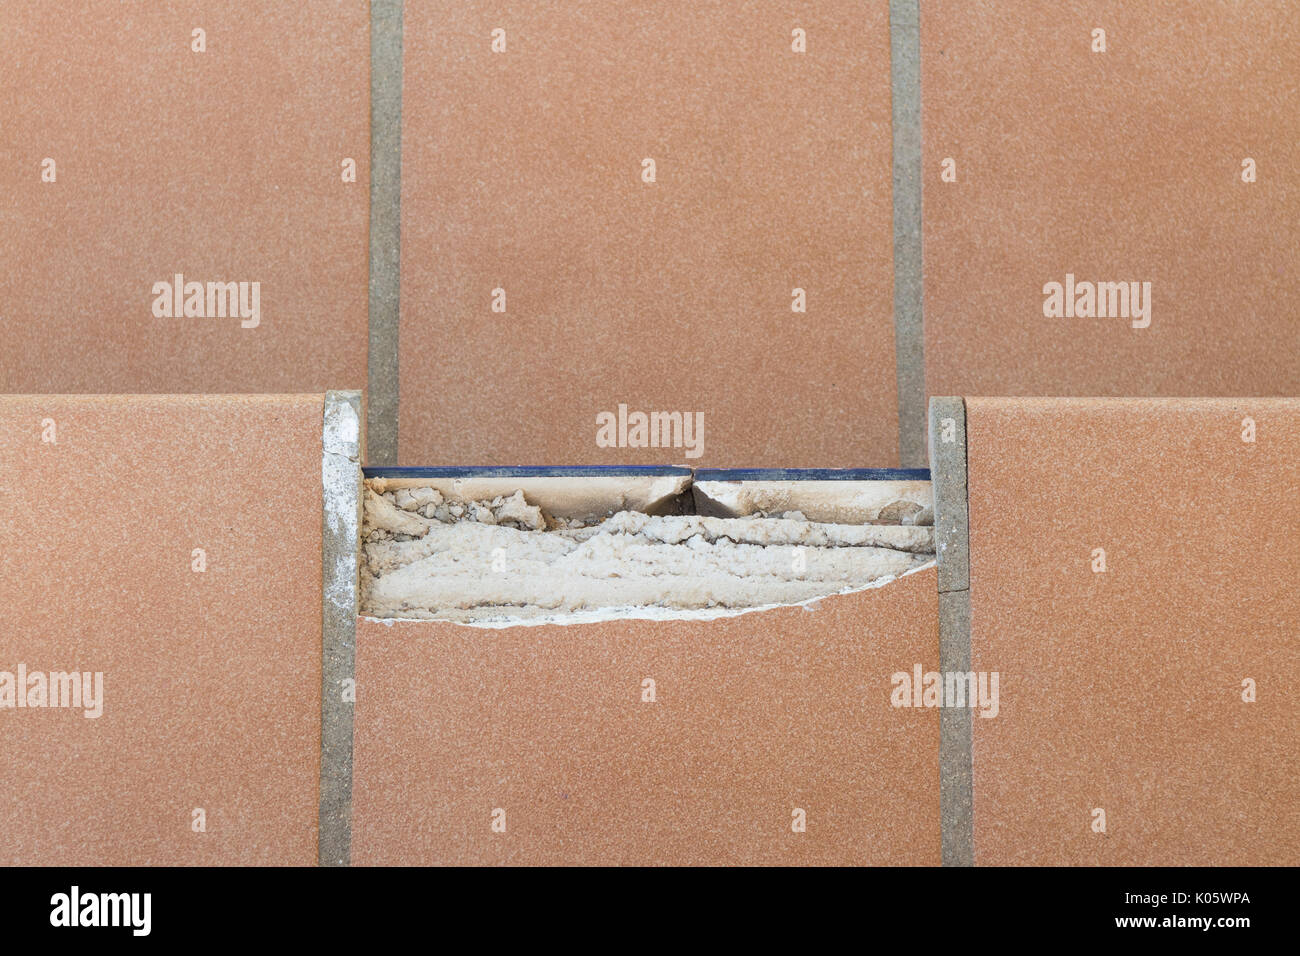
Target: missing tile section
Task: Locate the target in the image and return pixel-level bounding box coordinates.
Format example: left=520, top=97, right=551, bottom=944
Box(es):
left=365, top=472, right=693, bottom=522
left=320, top=391, right=364, bottom=867
left=360, top=479, right=935, bottom=626
left=694, top=478, right=932, bottom=526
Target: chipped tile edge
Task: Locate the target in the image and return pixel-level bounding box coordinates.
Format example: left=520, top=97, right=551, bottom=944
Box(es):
left=929, top=396, right=973, bottom=866
left=321, top=390, right=364, bottom=866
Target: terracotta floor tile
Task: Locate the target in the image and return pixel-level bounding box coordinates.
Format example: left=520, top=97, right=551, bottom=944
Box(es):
left=354, top=567, right=939, bottom=866
left=966, top=397, right=1300, bottom=865
left=922, top=1, right=1300, bottom=398
left=399, top=1, right=897, bottom=467
left=0, top=2, right=369, bottom=394
left=0, top=395, right=325, bottom=865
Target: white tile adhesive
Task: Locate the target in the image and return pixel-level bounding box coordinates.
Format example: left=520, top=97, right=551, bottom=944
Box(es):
left=360, top=480, right=935, bottom=625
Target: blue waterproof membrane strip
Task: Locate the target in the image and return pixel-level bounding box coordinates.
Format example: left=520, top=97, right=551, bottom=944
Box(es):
left=364, top=466, right=932, bottom=481
left=695, top=468, right=932, bottom=482
left=362, top=465, right=694, bottom=479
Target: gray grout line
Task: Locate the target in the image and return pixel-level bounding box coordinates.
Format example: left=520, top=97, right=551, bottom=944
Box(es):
left=937, top=590, right=973, bottom=866
left=929, top=396, right=974, bottom=866
left=367, top=0, right=403, bottom=466
left=929, top=397, right=969, bottom=595
left=320, top=391, right=364, bottom=866
left=890, top=0, right=926, bottom=468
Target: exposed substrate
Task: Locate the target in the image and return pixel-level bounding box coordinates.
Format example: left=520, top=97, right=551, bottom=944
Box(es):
left=361, top=483, right=936, bottom=624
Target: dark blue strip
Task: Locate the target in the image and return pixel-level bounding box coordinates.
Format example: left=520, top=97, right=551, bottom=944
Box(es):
left=694, top=467, right=931, bottom=481
left=362, top=465, right=694, bottom=479
left=363, top=466, right=930, bottom=481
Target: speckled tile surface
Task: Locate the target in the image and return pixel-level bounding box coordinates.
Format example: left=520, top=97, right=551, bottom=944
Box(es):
left=966, top=397, right=1300, bottom=865
left=0, top=395, right=325, bottom=865
left=399, top=1, right=897, bottom=467
left=0, top=2, right=369, bottom=394
left=354, top=566, right=939, bottom=865
left=922, top=1, right=1300, bottom=398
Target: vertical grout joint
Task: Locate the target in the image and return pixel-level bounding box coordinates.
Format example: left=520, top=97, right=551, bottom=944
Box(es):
left=320, top=390, right=363, bottom=865
left=891, top=0, right=926, bottom=467
left=930, top=396, right=974, bottom=866
left=367, top=0, right=403, bottom=465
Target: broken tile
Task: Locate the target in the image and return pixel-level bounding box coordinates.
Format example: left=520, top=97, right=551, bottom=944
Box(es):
left=354, top=566, right=939, bottom=865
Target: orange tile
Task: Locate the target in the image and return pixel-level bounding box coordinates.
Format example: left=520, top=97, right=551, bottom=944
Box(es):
left=0, top=2, right=369, bottom=394
left=965, top=397, right=1300, bottom=865
left=922, top=1, right=1300, bottom=398
left=354, top=567, right=940, bottom=865
left=0, top=395, right=325, bottom=865
left=399, top=2, right=897, bottom=466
